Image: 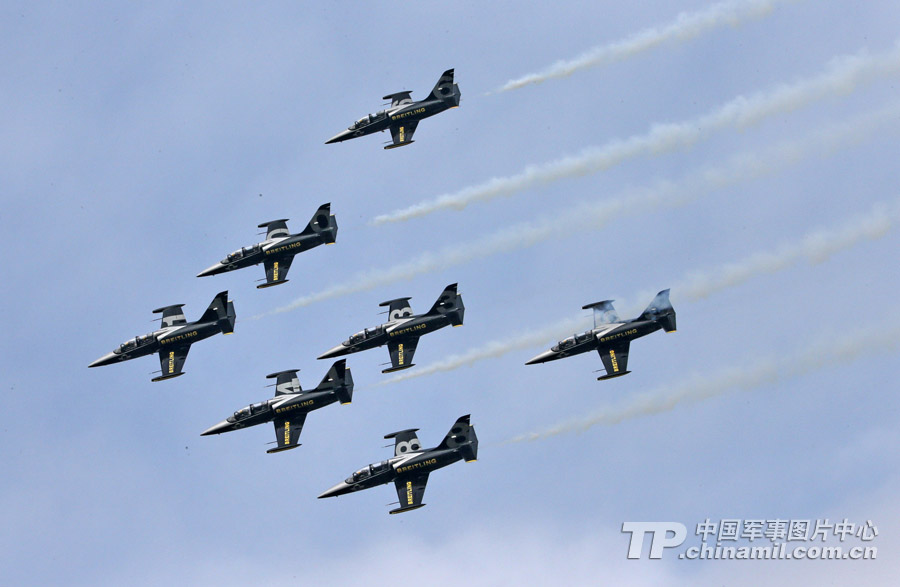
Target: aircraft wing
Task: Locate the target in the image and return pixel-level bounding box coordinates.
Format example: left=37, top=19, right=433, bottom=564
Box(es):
left=597, top=340, right=631, bottom=380
left=153, top=345, right=190, bottom=381
left=267, top=414, right=306, bottom=453
left=260, top=256, right=293, bottom=288
left=387, top=120, right=418, bottom=149
left=384, top=336, right=419, bottom=373
left=390, top=473, right=429, bottom=514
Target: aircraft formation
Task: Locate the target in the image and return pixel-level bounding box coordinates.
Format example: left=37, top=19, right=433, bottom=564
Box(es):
left=89, top=69, right=675, bottom=513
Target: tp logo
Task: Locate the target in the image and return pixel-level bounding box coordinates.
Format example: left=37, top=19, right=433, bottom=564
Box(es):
left=622, top=522, right=687, bottom=559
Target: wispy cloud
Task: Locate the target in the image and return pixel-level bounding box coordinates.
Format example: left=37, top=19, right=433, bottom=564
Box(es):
left=494, top=0, right=792, bottom=93
left=374, top=42, right=900, bottom=225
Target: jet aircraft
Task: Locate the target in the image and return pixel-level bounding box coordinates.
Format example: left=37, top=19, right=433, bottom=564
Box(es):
left=318, top=415, right=477, bottom=514
left=525, top=289, right=676, bottom=380
left=317, top=284, right=464, bottom=373
left=89, top=291, right=236, bottom=381
left=325, top=69, right=460, bottom=149
left=201, top=360, right=354, bottom=453
left=197, top=203, right=337, bottom=289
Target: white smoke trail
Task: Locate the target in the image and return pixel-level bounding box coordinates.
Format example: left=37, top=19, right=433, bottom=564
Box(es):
left=382, top=198, right=900, bottom=384
left=508, top=318, right=900, bottom=442
left=675, top=201, right=899, bottom=301
left=259, top=104, right=900, bottom=319
left=374, top=316, right=593, bottom=386
left=494, top=0, right=790, bottom=93
left=373, top=42, right=900, bottom=225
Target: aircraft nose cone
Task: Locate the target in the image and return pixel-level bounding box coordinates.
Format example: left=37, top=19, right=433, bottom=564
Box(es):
left=525, top=350, right=557, bottom=365
left=89, top=352, right=118, bottom=368
left=318, top=481, right=352, bottom=499
left=197, top=262, right=224, bottom=278
left=317, top=344, right=347, bottom=360
left=201, top=420, right=234, bottom=436
left=325, top=130, right=352, bottom=144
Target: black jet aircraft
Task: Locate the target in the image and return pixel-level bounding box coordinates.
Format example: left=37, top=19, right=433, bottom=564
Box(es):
left=325, top=69, right=460, bottom=149
left=317, top=284, right=464, bottom=373
left=201, top=360, right=353, bottom=453
left=525, top=289, right=676, bottom=380
left=318, top=415, right=477, bottom=514
left=89, top=291, right=236, bottom=381
left=197, top=203, right=337, bottom=289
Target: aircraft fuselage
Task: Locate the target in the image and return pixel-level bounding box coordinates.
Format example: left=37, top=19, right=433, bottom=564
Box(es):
left=198, top=232, right=327, bottom=277
left=326, top=97, right=456, bottom=144
left=318, top=448, right=464, bottom=498
left=526, top=319, right=661, bottom=364
left=318, top=313, right=455, bottom=359
left=89, top=319, right=225, bottom=368
left=201, top=388, right=341, bottom=436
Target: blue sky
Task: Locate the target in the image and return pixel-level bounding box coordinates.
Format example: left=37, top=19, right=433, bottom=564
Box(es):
left=2, top=1, right=899, bottom=584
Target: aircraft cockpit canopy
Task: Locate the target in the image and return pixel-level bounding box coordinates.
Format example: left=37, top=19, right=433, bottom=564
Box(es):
left=233, top=401, right=269, bottom=420
left=117, top=333, right=155, bottom=353
left=224, top=244, right=261, bottom=264
left=552, top=336, right=576, bottom=352
left=575, top=331, right=593, bottom=343
left=344, top=326, right=383, bottom=346
left=346, top=460, right=390, bottom=483
left=348, top=111, right=387, bottom=130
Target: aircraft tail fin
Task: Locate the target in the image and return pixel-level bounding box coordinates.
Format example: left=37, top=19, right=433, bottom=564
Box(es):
left=300, top=202, right=338, bottom=243
left=639, top=289, right=676, bottom=332
left=430, top=68, right=461, bottom=106
left=199, top=291, right=236, bottom=334
left=222, top=299, right=236, bottom=334
left=317, top=359, right=354, bottom=404
left=427, top=283, right=464, bottom=326
left=437, top=414, right=478, bottom=461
